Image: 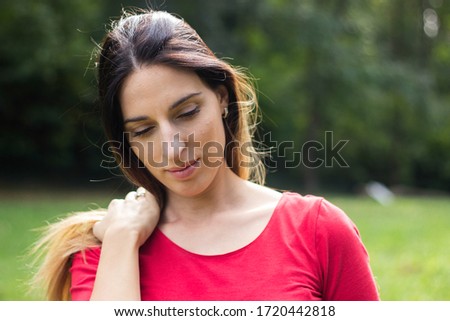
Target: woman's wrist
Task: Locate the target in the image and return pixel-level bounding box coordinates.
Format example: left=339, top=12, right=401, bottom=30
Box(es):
left=91, top=226, right=142, bottom=300
left=102, top=225, right=142, bottom=250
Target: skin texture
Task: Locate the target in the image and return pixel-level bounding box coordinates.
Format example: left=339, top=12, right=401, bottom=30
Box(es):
left=91, top=65, right=281, bottom=300
left=121, top=64, right=230, bottom=200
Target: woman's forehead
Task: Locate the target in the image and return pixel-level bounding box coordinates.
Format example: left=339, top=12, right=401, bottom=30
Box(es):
left=119, top=65, right=207, bottom=116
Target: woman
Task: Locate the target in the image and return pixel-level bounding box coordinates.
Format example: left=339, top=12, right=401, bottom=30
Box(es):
left=31, top=9, right=379, bottom=301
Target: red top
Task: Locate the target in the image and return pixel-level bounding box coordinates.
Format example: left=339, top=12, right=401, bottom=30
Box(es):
left=70, top=193, right=379, bottom=300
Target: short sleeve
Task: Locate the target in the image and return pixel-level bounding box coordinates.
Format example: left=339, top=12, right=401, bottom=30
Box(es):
left=315, top=199, right=379, bottom=300
left=69, top=247, right=101, bottom=301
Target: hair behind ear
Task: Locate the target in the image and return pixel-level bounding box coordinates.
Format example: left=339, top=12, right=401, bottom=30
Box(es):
left=28, top=210, right=106, bottom=300
left=216, top=84, right=229, bottom=111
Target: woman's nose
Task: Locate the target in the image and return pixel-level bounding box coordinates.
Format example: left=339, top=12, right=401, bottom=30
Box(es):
left=160, top=125, right=188, bottom=165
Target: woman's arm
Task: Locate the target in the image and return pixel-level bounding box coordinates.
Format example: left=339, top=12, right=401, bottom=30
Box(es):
left=315, top=199, right=380, bottom=301
left=89, top=188, right=160, bottom=301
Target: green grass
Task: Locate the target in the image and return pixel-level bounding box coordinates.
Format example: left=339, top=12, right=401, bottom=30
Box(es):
left=328, top=196, right=450, bottom=300
left=0, top=189, right=115, bottom=300
left=0, top=190, right=449, bottom=300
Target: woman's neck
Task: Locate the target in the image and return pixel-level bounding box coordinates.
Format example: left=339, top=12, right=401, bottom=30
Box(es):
left=161, top=166, right=247, bottom=224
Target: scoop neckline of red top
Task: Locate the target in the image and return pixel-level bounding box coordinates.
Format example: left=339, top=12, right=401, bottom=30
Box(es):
left=153, top=192, right=290, bottom=258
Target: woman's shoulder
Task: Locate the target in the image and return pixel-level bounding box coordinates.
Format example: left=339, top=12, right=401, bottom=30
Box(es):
left=71, top=245, right=101, bottom=267
left=275, top=191, right=323, bottom=218
left=278, top=191, right=323, bottom=209
left=274, top=192, right=354, bottom=230
left=273, top=192, right=364, bottom=259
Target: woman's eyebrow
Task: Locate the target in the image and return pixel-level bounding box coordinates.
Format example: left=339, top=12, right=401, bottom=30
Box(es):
left=169, top=92, right=202, bottom=110
left=124, top=115, right=149, bottom=125
left=123, top=92, right=202, bottom=125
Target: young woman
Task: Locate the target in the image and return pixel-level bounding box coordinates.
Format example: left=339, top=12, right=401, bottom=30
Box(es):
left=31, top=9, right=379, bottom=301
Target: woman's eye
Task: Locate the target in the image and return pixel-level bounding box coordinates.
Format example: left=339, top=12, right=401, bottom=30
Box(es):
left=132, top=127, right=153, bottom=137
left=178, top=106, right=199, bottom=119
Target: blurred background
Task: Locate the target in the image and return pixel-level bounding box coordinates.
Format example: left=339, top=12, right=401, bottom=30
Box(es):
left=0, top=0, right=449, bottom=300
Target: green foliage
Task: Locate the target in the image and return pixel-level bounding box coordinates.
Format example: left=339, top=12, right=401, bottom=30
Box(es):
left=0, top=0, right=106, bottom=179
left=1, top=0, right=449, bottom=192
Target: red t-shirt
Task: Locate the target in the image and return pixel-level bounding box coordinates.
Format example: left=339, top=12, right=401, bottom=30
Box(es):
left=70, top=193, right=379, bottom=300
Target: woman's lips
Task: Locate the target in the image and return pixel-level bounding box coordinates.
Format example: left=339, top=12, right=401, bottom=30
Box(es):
left=167, top=159, right=199, bottom=179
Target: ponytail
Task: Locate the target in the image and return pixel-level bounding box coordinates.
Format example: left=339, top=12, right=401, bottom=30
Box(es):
left=29, top=210, right=106, bottom=300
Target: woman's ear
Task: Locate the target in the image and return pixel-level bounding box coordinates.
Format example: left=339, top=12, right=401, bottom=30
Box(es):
left=215, top=85, right=229, bottom=112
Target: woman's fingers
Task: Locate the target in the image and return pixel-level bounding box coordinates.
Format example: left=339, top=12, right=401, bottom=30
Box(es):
left=93, top=187, right=160, bottom=245
left=135, top=187, right=146, bottom=200
left=125, top=191, right=137, bottom=201
left=93, top=221, right=104, bottom=242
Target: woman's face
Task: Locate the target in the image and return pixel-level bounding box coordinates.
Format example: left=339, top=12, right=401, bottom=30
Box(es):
left=120, top=64, right=229, bottom=197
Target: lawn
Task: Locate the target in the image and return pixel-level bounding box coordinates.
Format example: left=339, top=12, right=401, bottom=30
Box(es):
left=329, top=196, right=450, bottom=300
left=0, top=189, right=449, bottom=300
left=0, top=188, right=116, bottom=300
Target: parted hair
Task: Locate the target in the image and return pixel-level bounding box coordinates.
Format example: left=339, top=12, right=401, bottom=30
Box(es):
left=99, top=10, right=264, bottom=207
left=29, top=9, right=264, bottom=300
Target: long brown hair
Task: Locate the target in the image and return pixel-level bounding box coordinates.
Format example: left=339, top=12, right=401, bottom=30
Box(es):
left=30, top=9, right=265, bottom=300
left=99, top=10, right=265, bottom=208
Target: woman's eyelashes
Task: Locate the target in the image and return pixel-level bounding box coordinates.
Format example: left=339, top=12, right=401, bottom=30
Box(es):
left=132, top=126, right=154, bottom=137
left=131, top=106, right=200, bottom=137
left=177, top=105, right=200, bottom=119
